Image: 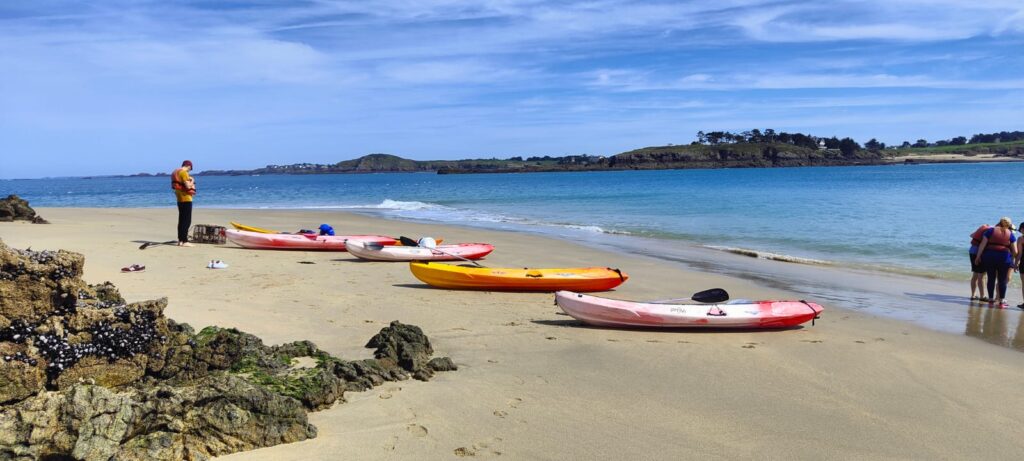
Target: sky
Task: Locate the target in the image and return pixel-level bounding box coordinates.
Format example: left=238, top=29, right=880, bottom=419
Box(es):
left=1, top=0, right=1023, bottom=178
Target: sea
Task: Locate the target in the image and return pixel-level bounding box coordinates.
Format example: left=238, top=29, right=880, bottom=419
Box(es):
left=5, top=163, right=1024, bottom=349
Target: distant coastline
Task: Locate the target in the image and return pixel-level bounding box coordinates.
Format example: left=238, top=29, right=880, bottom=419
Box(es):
left=54, top=130, right=1024, bottom=179
left=195, top=140, right=1024, bottom=176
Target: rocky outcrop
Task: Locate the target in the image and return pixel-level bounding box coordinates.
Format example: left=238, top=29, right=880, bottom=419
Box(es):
left=0, top=239, right=455, bottom=460
left=0, top=195, right=48, bottom=223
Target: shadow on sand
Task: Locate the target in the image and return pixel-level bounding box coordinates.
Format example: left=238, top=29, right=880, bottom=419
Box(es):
left=530, top=319, right=809, bottom=333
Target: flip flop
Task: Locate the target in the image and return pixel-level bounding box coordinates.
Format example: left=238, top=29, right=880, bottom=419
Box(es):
left=121, top=264, right=145, bottom=273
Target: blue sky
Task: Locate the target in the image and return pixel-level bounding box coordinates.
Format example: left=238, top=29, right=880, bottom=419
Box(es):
left=1, top=0, right=1023, bottom=178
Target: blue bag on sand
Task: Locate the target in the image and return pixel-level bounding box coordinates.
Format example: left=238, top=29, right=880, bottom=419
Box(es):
left=318, top=224, right=335, bottom=236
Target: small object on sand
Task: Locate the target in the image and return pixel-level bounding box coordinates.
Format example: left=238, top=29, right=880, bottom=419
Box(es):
left=121, top=264, right=146, bottom=273
left=297, top=261, right=316, bottom=264
left=207, top=260, right=229, bottom=269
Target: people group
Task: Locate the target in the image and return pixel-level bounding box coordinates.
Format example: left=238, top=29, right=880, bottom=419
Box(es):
left=970, top=217, right=1024, bottom=309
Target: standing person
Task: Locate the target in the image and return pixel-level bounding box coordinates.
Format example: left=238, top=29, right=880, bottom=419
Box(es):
left=974, top=217, right=1017, bottom=308
left=171, top=160, right=196, bottom=247
left=1016, top=223, right=1024, bottom=309
left=970, top=224, right=991, bottom=301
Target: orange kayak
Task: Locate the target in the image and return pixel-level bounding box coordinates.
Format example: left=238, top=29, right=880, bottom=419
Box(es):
left=409, top=262, right=627, bottom=292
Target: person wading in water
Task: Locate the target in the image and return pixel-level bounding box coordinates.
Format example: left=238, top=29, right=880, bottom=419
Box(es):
left=171, top=160, right=196, bottom=247
left=974, top=217, right=1017, bottom=308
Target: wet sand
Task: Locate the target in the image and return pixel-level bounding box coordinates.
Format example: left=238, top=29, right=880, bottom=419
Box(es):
left=3, top=208, right=1024, bottom=460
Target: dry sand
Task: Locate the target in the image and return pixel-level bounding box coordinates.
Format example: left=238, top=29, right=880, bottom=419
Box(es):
left=3, top=208, right=1024, bottom=460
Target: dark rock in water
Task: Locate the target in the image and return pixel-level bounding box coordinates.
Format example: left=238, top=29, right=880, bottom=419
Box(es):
left=0, top=194, right=46, bottom=223
left=0, top=239, right=456, bottom=459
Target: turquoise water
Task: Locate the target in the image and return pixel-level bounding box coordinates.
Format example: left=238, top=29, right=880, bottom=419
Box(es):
left=4, top=163, right=1021, bottom=280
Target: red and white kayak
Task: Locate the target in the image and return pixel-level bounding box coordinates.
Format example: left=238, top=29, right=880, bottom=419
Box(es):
left=225, top=229, right=397, bottom=251
left=554, top=291, right=823, bottom=329
left=346, top=240, right=494, bottom=261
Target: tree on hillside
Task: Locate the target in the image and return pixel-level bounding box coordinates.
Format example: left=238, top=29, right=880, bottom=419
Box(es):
left=950, top=136, right=967, bottom=145
left=865, top=138, right=882, bottom=150
left=914, top=139, right=928, bottom=148
left=900, top=141, right=911, bottom=148
left=839, top=138, right=861, bottom=157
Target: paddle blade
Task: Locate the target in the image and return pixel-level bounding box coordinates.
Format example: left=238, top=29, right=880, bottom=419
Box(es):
left=399, top=236, right=419, bottom=247
left=691, top=288, right=729, bottom=304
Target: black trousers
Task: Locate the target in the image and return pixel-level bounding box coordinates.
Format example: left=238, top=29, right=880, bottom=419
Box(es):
left=177, top=201, right=192, bottom=243
left=986, top=264, right=1009, bottom=300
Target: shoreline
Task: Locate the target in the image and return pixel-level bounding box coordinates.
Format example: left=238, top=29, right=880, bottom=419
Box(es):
left=3, top=208, right=1024, bottom=459
left=10, top=206, right=1024, bottom=347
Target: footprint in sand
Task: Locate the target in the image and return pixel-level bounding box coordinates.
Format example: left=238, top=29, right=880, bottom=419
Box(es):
left=493, top=410, right=508, bottom=418
left=677, top=340, right=692, bottom=344
left=606, top=339, right=619, bottom=342
left=455, top=437, right=504, bottom=457
left=545, top=336, right=557, bottom=340
left=646, top=339, right=662, bottom=343
left=741, top=342, right=758, bottom=349
left=406, top=424, right=428, bottom=437
left=855, top=340, right=866, bottom=344
left=800, top=339, right=824, bottom=344
left=506, top=398, right=523, bottom=409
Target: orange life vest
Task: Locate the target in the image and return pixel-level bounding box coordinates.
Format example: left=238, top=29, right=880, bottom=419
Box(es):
left=171, top=168, right=195, bottom=195
left=986, top=227, right=1011, bottom=252
left=970, top=225, right=991, bottom=247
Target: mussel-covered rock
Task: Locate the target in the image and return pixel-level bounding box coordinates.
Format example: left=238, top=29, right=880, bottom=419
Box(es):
left=0, top=239, right=455, bottom=460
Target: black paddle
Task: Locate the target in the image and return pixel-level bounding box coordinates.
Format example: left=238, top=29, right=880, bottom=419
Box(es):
left=139, top=240, right=178, bottom=250
left=398, top=236, right=485, bottom=267
left=650, top=288, right=730, bottom=304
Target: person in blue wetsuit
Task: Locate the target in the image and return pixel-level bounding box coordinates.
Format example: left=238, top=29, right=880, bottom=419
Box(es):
left=318, top=224, right=335, bottom=236
left=974, top=217, right=1017, bottom=308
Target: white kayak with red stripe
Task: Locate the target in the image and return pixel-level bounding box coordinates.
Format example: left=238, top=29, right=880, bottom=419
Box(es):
left=346, top=240, right=494, bottom=261
left=554, top=291, right=823, bottom=329
left=225, top=229, right=397, bottom=251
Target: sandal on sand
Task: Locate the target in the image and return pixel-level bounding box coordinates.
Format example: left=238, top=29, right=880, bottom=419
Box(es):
left=121, top=264, right=145, bottom=273
left=999, top=302, right=1009, bottom=308
left=980, top=297, right=990, bottom=302
left=1016, top=303, right=1024, bottom=309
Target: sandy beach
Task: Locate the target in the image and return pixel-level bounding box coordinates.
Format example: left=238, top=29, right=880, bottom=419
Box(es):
left=3, top=207, right=1024, bottom=460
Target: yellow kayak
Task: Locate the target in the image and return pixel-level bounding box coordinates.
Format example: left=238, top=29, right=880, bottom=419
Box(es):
left=409, top=262, right=627, bottom=292
left=230, top=222, right=441, bottom=245
left=230, top=221, right=278, bottom=233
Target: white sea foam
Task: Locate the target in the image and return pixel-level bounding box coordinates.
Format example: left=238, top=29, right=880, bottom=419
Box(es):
left=704, top=245, right=833, bottom=266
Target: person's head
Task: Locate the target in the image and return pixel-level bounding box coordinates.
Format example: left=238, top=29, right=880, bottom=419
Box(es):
left=998, top=217, right=1013, bottom=229
left=181, top=160, right=193, bottom=171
